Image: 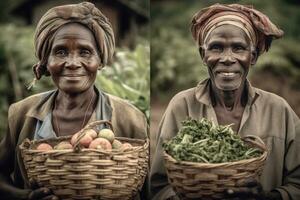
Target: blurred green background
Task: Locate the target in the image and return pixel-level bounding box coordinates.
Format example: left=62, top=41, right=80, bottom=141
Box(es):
left=0, top=0, right=150, bottom=138
left=150, top=0, right=300, bottom=149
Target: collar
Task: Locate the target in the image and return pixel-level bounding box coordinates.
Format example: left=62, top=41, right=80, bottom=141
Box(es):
left=194, top=78, right=259, bottom=106
left=26, top=86, right=112, bottom=122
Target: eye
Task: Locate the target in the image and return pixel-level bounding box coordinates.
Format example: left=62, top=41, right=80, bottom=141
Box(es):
left=208, top=44, right=223, bottom=52
left=54, top=49, right=68, bottom=57
left=233, top=45, right=246, bottom=52
left=80, top=49, right=92, bottom=57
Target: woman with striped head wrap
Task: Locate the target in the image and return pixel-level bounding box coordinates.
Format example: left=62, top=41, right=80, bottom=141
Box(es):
left=151, top=4, right=300, bottom=200
left=0, top=2, right=148, bottom=200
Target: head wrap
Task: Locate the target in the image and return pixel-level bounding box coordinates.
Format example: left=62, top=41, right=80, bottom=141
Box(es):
left=33, top=2, right=115, bottom=79
left=191, top=4, right=284, bottom=55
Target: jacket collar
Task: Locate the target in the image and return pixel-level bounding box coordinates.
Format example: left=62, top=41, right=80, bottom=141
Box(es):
left=26, top=87, right=112, bottom=122
left=26, top=90, right=56, bottom=121
left=195, top=78, right=259, bottom=106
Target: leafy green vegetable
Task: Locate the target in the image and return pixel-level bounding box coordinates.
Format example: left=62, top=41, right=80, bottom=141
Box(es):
left=163, top=118, right=262, bottom=163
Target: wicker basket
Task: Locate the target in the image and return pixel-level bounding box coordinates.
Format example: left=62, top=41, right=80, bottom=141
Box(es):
left=163, top=135, right=268, bottom=200
left=20, top=120, right=149, bottom=200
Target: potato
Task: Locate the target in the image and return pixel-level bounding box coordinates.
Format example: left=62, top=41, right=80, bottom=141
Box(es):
left=54, top=141, right=73, bottom=150
left=112, top=139, right=123, bottom=150
left=89, top=138, right=112, bottom=150
left=122, top=143, right=133, bottom=151
left=98, top=129, right=115, bottom=143
left=36, top=143, right=53, bottom=151
left=84, top=129, right=97, bottom=139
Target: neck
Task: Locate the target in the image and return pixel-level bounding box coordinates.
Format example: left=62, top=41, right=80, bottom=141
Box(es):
left=210, top=82, right=246, bottom=111
left=55, top=87, right=96, bottom=110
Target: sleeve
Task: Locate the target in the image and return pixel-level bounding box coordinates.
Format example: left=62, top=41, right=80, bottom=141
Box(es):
left=149, top=96, right=188, bottom=200
left=0, top=105, right=16, bottom=184
left=274, top=105, right=300, bottom=200
left=0, top=105, right=29, bottom=199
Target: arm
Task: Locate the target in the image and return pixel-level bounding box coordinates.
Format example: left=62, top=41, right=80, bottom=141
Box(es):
left=150, top=96, right=188, bottom=200
left=226, top=105, right=300, bottom=200
left=0, top=105, right=58, bottom=200
left=274, top=107, right=300, bottom=200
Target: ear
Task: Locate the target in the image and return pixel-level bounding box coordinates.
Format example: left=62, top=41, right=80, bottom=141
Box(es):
left=250, top=48, right=258, bottom=66
left=198, top=46, right=207, bottom=65
left=33, top=63, right=42, bottom=80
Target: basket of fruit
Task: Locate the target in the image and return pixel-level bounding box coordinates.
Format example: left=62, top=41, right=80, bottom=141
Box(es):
left=163, top=118, right=267, bottom=200
left=19, top=120, right=149, bottom=200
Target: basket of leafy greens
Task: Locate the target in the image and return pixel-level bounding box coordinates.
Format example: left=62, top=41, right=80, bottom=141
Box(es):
left=163, top=118, right=267, bottom=200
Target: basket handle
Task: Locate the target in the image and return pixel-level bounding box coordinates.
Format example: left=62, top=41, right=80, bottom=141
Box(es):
left=242, top=135, right=267, bottom=152
left=73, top=120, right=114, bottom=152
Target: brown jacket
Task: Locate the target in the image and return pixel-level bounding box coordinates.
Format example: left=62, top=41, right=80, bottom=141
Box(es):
left=0, top=90, right=148, bottom=197
left=150, top=79, right=300, bottom=200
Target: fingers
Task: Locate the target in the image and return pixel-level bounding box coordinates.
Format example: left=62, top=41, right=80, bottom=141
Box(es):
left=28, top=187, right=51, bottom=200
left=226, top=186, right=262, bottom=198
left=236, top=177, right=258, bottom=187
left=29, top=178, right=39, bottom=190
left=42, top=195, right=59, bottom=200
left=226, top=187, right=253, bottom=197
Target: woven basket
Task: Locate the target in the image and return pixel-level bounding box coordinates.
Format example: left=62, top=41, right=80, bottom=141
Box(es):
left=163, top=135, right=268, bottom=200
left=20, top=120, right=149, bottom=200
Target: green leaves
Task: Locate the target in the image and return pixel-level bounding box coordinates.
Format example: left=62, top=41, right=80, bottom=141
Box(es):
left=96, top=44, right=150, bottom=120
left=163, top=118, right=262, bottom=163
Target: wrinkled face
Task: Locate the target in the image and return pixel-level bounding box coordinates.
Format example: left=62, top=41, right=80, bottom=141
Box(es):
left=201, top=25, right=257, bottom=91
left=47, top=23, right=101, bottom=94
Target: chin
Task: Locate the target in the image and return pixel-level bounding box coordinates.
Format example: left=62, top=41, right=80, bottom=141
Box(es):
left=215, top=81, right=242, bottom=91
left=58, top=85, right=90, bottom=94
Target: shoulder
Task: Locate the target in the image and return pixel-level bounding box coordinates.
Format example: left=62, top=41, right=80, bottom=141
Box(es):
left=8, top=91, right=53, bottom=118
left=254, top=88, right=299, bottom=125
left=168, top=88, right=196, bottom=108
left=255, top=88, right=291, bottom=110
left=106, top=93, right=148, bottom=139
left=107, top=94, right=145, bottom=119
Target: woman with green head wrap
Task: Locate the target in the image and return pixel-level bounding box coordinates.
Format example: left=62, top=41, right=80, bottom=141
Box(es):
left=0, top=2, right=148, bottom=200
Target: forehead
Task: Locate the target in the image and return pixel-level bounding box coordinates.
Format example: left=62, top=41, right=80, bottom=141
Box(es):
left=206, top=25, right=250, bottom=44
left=53, top=23, right=97, bottom=46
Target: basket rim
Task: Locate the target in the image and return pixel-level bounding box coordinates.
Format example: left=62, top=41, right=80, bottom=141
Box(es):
left=163, top=149, right=267, bottom=168
left=20, top=136, right=149, bottom=155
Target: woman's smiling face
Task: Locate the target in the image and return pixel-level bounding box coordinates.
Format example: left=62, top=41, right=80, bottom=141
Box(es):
left=47, top=23, right=101, bottom=94
left=202, top=24, right=257, bottom=91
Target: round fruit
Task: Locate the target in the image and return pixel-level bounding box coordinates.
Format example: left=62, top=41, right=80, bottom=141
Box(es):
left=71, top=132, right=93, bottom=148
left=112, top=139, right=123, bottom=150
left=70, top=132, right=79, bottom=145
left=36, top=143, right=53, bottom=151
left=89, top=138, right=112, bottom=150
left=122, top=143, right=133, bottom=151
left=84, top=129, right=97, bottom=139
left=78, top=135, right=93, bottom=148
left=54, top=141, right=73, bottom=150
left=98, top=129, right=115, bottom=143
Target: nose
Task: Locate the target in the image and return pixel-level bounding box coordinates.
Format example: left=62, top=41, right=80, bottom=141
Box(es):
left=65, top=55, right=81, bottom=69
left=219, top=49, right=236, bottom=66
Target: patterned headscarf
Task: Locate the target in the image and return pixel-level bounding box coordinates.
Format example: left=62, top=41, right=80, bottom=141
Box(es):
left=33, top=2, right=115, bottom=79
left=191, top=4, right=284, bottom=55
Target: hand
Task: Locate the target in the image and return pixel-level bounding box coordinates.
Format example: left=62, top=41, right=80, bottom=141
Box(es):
left=225, top=178, right=282, bottom=200
left=27, top=179, right=59, bottom=200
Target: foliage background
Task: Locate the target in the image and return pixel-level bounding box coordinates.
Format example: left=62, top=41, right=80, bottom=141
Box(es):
left=0, top=1, right=150, bottom=138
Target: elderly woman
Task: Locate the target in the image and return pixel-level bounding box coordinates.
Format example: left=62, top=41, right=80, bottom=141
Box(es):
left=0, top=2, right=148, bottom=200
left=150, top=4, right=300, bottom=200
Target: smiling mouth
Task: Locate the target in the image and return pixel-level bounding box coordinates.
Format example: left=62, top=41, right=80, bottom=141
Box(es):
left=62, top=74, right=86, bottom=77
left=216, top=71, right=240, bottom=78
